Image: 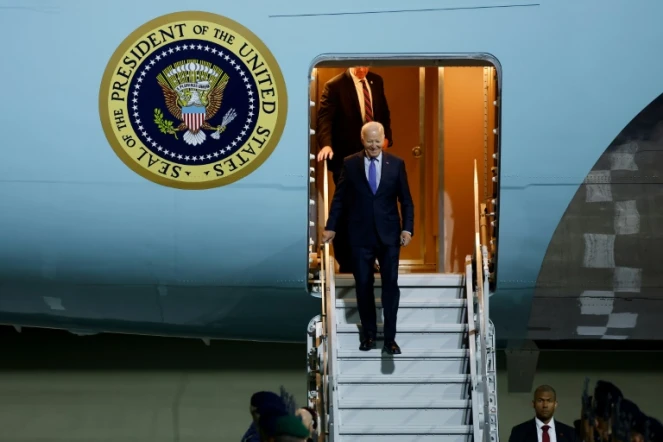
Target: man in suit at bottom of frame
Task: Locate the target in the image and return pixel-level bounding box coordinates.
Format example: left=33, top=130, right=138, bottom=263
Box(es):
left=509, top=385, right=578, bottom=442
left=322, top=121, right=414, bottom=355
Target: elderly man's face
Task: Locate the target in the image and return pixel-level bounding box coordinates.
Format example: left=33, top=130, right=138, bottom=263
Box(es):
left=362, top=128, right=383, bottom=158
left=352, top=66, right=369, bottom=79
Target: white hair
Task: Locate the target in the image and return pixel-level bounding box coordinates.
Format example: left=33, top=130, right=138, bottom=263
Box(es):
left=361, top=121, right=385, bottom=139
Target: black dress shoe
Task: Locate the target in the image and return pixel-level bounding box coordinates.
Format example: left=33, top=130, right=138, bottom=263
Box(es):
left=383, top=341, right=402, bottom=355
left=359, top=337, right=377, bottom=351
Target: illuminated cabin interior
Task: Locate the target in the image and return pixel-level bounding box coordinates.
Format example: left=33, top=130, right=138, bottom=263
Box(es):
left=309, top=58, right=500, bottom=277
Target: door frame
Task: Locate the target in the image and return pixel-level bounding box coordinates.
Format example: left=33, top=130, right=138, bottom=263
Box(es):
left=308, top=53, right=503, bottom=274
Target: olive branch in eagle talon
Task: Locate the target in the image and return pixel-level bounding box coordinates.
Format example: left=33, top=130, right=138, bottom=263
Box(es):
left=154, top=108, right=179, bottom=139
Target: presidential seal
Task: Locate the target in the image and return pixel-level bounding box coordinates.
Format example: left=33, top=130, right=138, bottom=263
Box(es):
left=99, top=11, right=287, bottom=189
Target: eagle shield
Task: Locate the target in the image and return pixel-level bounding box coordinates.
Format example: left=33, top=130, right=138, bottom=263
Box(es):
left=156, top=60, right=231, bottom=146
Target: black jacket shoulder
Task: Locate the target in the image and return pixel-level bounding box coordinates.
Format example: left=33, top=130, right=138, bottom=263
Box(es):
left=366, top=71, right=384, bottom=83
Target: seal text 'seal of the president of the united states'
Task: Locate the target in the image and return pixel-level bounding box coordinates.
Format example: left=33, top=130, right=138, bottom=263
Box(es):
left=99, top=11, right=288, bottom=189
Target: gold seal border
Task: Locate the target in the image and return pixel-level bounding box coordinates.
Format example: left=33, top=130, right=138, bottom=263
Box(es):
left=98, top=11, right=288, bottom=190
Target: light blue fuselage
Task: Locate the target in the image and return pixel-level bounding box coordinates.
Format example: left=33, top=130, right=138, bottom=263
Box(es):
left=1, top=0, right=662, bottom=345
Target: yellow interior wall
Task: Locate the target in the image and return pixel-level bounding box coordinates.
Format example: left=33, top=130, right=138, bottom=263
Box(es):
left=442, top=67, right=495, bottom=272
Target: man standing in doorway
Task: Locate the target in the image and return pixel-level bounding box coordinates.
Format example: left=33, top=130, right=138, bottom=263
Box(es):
left=316, top=66, right=393, bottom=273
left=322, top=121, right=413, bottom=355
left=509, top=385, right=578, bottom=442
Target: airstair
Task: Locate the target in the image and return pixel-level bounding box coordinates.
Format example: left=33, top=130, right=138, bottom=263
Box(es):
left=307, top=161, right=499, bottom=442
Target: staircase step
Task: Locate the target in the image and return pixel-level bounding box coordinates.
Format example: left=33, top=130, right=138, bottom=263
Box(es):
left=338, top=349, right=468, bottom=359
left=339, top=399, right=471, bottom=409
left=336, top=299, right=466, bottom=308
left=336, top=433, right=473, bottom=442
left=337, top=324, right=467, bottom=333
left=336, top=299, right=466, bottom=325
left=337, top=349, right=469, bottom=376
left=336, top=323, right=468, bottom=350
left=339, top=406, right=471, bottom=427
left=337, top=374, right=470, bottom=384
left=339, top=424, right=473, bottom=435
left=335, top=273, right=464, bottom=287
left=336, top=285, right=464, bottom=301
left=337, top=381, right=470, bottom=401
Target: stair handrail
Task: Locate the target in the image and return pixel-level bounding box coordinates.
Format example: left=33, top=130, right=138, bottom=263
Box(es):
left=465, top=255, right=482, bottom=442
left=320, top=159, right=340, bottom=442
left=473, top=160, right=491, bottom=442
left=326, top=239, right=340, bottom=442
left=318, top=159, right=329, bottom=441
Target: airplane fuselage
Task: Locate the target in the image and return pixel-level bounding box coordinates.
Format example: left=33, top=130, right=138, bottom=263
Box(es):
left=1, top=0, right=663, bottom=344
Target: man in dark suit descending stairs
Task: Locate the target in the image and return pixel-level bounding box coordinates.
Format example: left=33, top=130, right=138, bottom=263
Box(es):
left=509, top=385, right=578, bottom=442
left=322, top=121, right=414, bottom=355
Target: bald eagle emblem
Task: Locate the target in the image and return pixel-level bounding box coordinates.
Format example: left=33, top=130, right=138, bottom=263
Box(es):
left=154, top=60, right=237, bottom=146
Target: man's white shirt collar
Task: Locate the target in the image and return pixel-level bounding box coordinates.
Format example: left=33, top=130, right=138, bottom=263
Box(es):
left=536, top=417, right=555, bottom=431
left=365, top=152, right=382, bottom=162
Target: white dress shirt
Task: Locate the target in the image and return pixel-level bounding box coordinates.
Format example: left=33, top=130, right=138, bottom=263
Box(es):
left=536, top=417, right=557, bottom=442
left=348, top=69, right=373, bottom=123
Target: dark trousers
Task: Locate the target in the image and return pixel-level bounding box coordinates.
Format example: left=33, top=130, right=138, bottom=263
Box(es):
left=351, top=241, right=401, bottom=343
left=331, top=168, right=353, bottom=273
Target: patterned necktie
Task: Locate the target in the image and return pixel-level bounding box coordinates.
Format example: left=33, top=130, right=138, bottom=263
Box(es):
left=542, top=425, right=550, bottom=442
left=368, top=157, right=377, bottom=194
left=361, top=79, right=373, bottom=122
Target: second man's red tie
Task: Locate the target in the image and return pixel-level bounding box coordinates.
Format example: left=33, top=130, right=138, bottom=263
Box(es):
left=361, top=79, right=373, bottom=122
left=542, top=425, right=550, bottom=442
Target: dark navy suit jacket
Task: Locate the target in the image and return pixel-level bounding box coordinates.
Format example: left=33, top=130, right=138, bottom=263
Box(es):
left=316, top=70, right=393, bottom=175
left=325, top=151, right=414, bottom=247
left=508, top=419, right=578, bottom=442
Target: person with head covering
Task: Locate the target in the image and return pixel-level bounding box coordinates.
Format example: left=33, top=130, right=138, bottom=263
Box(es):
left=279, top=386, right=298, bottom=415
left=241, top=391, right=287, bottom=442
left=580, top=378, right=597, bottom=442
left=580, top=395, right=601, bottom=442
left=258, top=413, right=289, bottom=441
left=262, top=415, right=310, bottom=442
left=612, top=398, right=646, bottom=442
left=644, top=417, right=663, bottom=442
left=594, top=381, right=623, bottom=419
left=593, top=381, right=624, bottom=441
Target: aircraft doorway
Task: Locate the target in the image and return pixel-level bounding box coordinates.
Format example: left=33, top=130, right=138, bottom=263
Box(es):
left=309, top=59, right=500, bottom=276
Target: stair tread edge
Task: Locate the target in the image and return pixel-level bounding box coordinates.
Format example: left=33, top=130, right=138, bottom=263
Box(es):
left=338, top=399, right=471, bottom=407
left=339, top=424, right=473, bottom=434
left=337, top=374, right=470, bottom=382
left=336, top=299, right=466, bottom=306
